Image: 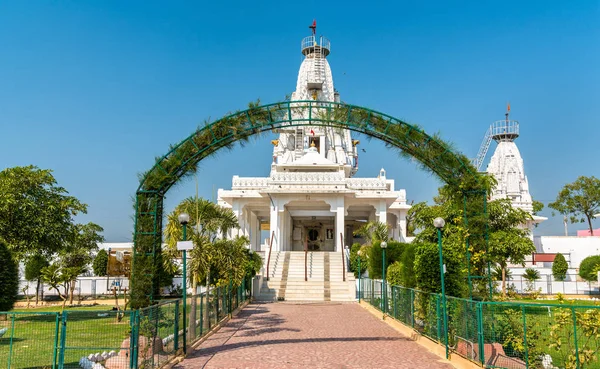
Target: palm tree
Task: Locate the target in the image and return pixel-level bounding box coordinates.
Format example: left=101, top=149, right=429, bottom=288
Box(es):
left=523, top=268, right=541, bottom=292
left=164, top=196, right=241, bottom=330
left=353, top=221, right=389, bottom=245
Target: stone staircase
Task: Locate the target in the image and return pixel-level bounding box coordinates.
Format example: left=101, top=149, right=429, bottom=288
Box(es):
left=256, top=251, right=355, bottom=302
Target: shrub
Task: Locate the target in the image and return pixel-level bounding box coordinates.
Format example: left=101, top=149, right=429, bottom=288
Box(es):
left=349, top=243, right=367, bottom=277
left=414, top=242, right=466, bottom=297
left=0, top=239, right=19, bottom=311
left=367, top=240, right=409, bottom=279
left=551, top=253, right=568, bottom=281
left=386, top=262, right=403, bottom=286
left=578, top=255, right=600, bottom=282
left=400, top=243, right=417, bottom=288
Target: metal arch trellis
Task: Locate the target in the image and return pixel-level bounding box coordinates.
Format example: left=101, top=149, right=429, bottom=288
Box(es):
left=131, top=100, right=493, bottom=307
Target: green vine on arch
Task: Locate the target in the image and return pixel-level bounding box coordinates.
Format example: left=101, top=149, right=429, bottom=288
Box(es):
left=131, top=100, right=489, bottom=308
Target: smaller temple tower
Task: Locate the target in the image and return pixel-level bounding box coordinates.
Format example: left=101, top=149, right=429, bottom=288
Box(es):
left=485, top=119, right=534, bottom=211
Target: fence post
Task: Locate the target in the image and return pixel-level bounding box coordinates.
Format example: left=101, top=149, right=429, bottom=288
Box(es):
left=393, top=286, right=397, bottom=319
left=476, top=303, right=485, bottom=365
left=571, top=307, right=580, bottom=368
left=129, top=310, right=138, bottom=369
left=410, top=289, right=415, bottom=328
left=436, top=295, right=441, bottom=341
left=7, top=313, right=15, bottom=369
left=52, top=313, right=60, bottom=369
left=174, top=300, right=180, bottom=352
left=521, top=305, right=529, bottom=368
left=58, top=312, right=68, bottom=369
left=200, top=293, right=204, bottom=336
left=133, top=310, right=140, bottom=369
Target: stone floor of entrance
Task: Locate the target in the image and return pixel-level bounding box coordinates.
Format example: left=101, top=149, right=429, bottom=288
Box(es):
left=174, top=302, right=454, bottom=369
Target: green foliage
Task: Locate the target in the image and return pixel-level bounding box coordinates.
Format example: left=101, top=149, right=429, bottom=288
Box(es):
left=349, top=243, right=367, bottom=277
left=523, top=268, right=541, bottom=282
left=494, top=308, right=545, bottom=367
left=93, top=249, right=109, bottom=276
left=414, top=242, right=466, bottom=297
left=549, top=308, right=600, bottom=369
left=367, top=240, right=409, bottom=279
left=353, top=221, right=388, bottom=245
left=400, top=244, right=417, bottom=288
left=25, top=254, right=49, bottom=281
left=386, top=262, right=403, bottom=287
left=552, top=253, right=569, bottom=281
left=549, top=176, right=600, bottom=236
left=578, top=255, right=600, bottom=282
left=244, top=250, right=263, bottom=278
left=0, top=166, right=88, bottom=258
left=0, top=239, right=19, bottom=311
left=532, top=200, right=544, bottom=215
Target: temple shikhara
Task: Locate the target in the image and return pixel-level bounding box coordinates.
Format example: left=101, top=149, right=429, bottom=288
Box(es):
left=217, top=23, right=410, bottom=301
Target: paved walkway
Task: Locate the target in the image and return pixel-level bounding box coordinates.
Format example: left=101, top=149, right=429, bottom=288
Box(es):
left=175, top=302, right=454, bottom=369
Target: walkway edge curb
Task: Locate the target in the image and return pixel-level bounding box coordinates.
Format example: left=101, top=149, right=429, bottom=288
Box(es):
left=358, top=301, right=482, bottom=369
left=162, top=299, right=251, bottom=369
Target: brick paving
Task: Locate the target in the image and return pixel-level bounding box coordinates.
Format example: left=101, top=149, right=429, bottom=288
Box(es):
left=175, top=302, right=454, bottom=369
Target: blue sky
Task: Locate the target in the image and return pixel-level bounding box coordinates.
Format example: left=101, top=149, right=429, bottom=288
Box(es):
left=1, top=1, right=598, bottom=242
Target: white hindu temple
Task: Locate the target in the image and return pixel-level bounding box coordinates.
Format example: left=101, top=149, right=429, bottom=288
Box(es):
left=217, top=24, right=410, bottom=300
left=477, top=117, right=547, bottom=231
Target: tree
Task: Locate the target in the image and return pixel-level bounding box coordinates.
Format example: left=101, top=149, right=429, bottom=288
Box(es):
left=487, top=199, right=536, bottom=297
left=93, top=249, right=109, bottom=277
left=0, top=239, right=19, bottom=311
left=353, top=221, right=388, bottom=245
left=24, top=254, right=49, bottom=305
left=523, top=268, right=541, bottom=292
left=0, top=166, right=88, bottom=258
left=578, top=255, right=600, bottom=282
left=40, top=263, right=70, bottom=310
left=162, top=196, right=240, bottom=330
left=549, top=176, right=600, bottom=236
left=552, top=253, right=569, bottom=281
left=59, top=222, right=104, bottom=304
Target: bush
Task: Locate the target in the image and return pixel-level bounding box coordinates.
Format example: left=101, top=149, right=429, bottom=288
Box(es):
left=0, top=239, right=19, bottom=311
left=367, top=241, right=409, bottom=279
left=386, top=262, right=403, bottom=286
left=414, top=242, right=466, bottom=297
left=552, top=253, right=568, bottom=281
left=349, top=243, right=368, bottom=277
left=579, top=255, right=600, bottom=282
left=92, top=249, right=109, bottom=276
left=400, top=243, right=417, bottom=288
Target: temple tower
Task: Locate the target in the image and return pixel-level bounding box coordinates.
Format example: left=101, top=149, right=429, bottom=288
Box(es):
left=271, top=21, right=358, bottom=177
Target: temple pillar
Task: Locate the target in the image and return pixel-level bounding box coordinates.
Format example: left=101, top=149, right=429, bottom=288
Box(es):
left=269, top=199, right=280, bottom=251
left=335, top=198, right=345, bottom=252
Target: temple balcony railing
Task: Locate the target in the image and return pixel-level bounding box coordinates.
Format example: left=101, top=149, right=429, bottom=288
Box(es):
left=232, top=176, right=269, bottom=189
left=346, top=178, right=387, bottom=190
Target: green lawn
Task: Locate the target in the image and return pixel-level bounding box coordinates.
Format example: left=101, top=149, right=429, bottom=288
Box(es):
left=1, top=306, right=133, bottom=369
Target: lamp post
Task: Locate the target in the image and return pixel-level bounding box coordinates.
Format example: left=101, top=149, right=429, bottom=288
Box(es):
left=381, top=241, right=388, bottom=314
left=178, top=212, right=190, bottom=353
left=434, top=217, right=448, bottom=359
left=357, top=250, right=362, bottom=302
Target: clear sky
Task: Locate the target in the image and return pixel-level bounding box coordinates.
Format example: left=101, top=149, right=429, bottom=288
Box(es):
left=1, top=1, right=599, bottom=242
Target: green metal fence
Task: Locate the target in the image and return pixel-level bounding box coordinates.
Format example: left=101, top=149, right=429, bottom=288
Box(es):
left=0, top=281, right=250, bottom=369
left=360, top=278, right=600, bottom=369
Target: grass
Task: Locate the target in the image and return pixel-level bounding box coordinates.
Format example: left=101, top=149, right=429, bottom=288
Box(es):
left=1, top=306, right=132, bottom=369
left=0, top=293, right=233, bottom=369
